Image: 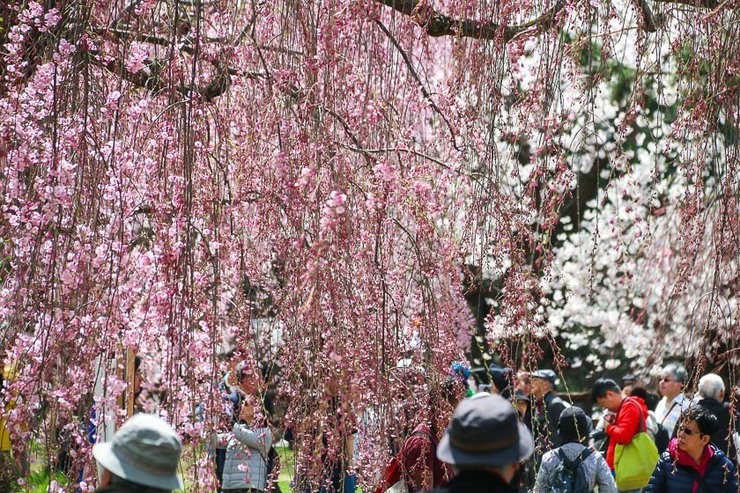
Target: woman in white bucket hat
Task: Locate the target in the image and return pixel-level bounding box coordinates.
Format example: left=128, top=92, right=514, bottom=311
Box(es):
left=92, top=413, right=184, bottom=493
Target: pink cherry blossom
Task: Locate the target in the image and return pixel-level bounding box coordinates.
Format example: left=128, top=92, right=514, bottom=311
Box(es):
left=0, top=0, right=737, bottom=491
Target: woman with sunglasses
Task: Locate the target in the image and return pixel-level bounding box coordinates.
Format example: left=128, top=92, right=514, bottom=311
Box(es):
left=645, top=405, right=736, bottom=492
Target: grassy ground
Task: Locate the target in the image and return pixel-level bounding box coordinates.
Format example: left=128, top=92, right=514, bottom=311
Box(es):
left=24, top=444, right=299, bottom=492
left=23, top=443, right=359, bottom=492
left=276, top=444, right=295, bottom=491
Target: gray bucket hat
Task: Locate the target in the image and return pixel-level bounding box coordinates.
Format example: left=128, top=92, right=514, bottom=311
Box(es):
left=93, top=413, right=184, bottom=491
left=437, top=392, right=533, bottom=467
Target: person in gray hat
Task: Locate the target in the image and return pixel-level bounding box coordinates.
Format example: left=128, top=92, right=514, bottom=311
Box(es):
left=92, top=413, right=184, bottom=493
left=430, top=392, right=534, bottom=493
left=530, top=369, right=570, bottom=452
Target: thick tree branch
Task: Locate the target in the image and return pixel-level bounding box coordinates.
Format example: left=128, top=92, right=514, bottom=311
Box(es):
left=92, top=55, right=167, bottom=94
left=633, top=0, right=658, bottom=32
left=375, top=0, right=565, bottom=42
left=91, top=27, right=273, bottom=101
left=653, top=0, right=720, bottom=7
left=92, top=50, right=235, bottom=101
left=93, top=27, right=195, bottom=54
left=377, top=0, right=725, bottom=39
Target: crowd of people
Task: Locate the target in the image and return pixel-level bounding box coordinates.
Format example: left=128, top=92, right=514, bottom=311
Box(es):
left=79, top=361, right=738, bottom=493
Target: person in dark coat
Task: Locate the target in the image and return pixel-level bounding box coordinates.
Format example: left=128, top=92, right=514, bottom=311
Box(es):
left=490, top=366, right=515, bottom=399
left=530, top=369, right=570, bottom=451
left=696, top=372, right=737, bottom=463
left=429, top=392, right=534, bottom=493
left=645, top=405, right=737, bottom=493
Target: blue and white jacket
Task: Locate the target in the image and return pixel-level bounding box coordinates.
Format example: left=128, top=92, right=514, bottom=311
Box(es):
left=213, top=423, right=273, bottom=491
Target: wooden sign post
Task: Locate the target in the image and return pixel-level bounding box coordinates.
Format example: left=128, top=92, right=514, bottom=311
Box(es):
left=125, top=348, right=136, bottom=418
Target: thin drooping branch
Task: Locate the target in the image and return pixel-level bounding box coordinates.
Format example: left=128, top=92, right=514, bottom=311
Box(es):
left=633, top=0, right=658, bottom=32
left=338, top=144, right=470, bottom=177
left=375, top=20, right=461, bottom=150
left=375, top=0, right=565, bottom=42
left=110, top=0, right=143, bottom=29
left=325, top=109, right=378, bottom=167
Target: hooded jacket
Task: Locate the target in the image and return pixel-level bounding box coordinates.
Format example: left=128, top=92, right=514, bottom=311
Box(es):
left=535, top=442, right=618, bottom=493
left=213, top=423, right=273, bottom=491
left=401, top=423, right=454, bottom=492
left=645, top=438, right=737, bottom=493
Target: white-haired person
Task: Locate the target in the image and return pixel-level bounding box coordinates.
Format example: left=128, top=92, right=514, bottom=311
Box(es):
left=655, top=362, right=689, bottom=437
left=93, top=413, right=183, bottom=493
left=696, top=373, right=737, bottom=463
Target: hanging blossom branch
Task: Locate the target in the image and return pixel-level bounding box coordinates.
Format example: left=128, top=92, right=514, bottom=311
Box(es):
left=374, top=20, right=462, bottom=150
left=374, top=0, right=566, bottom=41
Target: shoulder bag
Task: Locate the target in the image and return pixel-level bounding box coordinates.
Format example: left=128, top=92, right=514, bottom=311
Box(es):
left=613, top=400, right=660, bottom=491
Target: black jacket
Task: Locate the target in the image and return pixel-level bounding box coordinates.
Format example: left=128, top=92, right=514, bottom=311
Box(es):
left=645, top=445, right=737, bottom=493
left=429, top=469, right=518, bottom=493
left=697, top=397, right=737, bottom=462
left=535, top=391, right=569, bottom=449
left=94, top=484, right=171, bottom=493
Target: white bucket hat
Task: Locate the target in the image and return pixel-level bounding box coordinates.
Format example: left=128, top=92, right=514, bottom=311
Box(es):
left=93, top=413, right=184, bottom=491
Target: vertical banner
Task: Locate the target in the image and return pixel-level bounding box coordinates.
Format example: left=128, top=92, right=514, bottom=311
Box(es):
left=0, top=363, right=12, bottom=452
left=125, top=348, right=136, bottom=418
left=92, top=355, right=117, bottom=443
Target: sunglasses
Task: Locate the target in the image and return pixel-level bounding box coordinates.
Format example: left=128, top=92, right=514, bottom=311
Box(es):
left=678, top=426, right=703, bottom=437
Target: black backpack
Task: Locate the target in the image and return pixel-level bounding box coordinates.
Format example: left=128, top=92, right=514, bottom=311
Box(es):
left=550, top=448, right=593, bottom=493
left=653, top=422, right=671, bottom=454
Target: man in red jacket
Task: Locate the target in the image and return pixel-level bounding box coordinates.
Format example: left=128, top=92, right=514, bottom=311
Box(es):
left=592, top=378, right=649, bottom=493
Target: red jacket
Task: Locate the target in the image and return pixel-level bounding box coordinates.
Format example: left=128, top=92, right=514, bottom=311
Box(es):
left=401, top=424, right=454, bottom=492
left=605, top=396, right=649, bottom=469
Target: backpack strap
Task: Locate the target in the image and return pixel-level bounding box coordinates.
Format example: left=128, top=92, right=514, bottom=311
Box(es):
left=579, top=447, right=594, bottom=461
left=557, top=448, right=570, bottom=464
